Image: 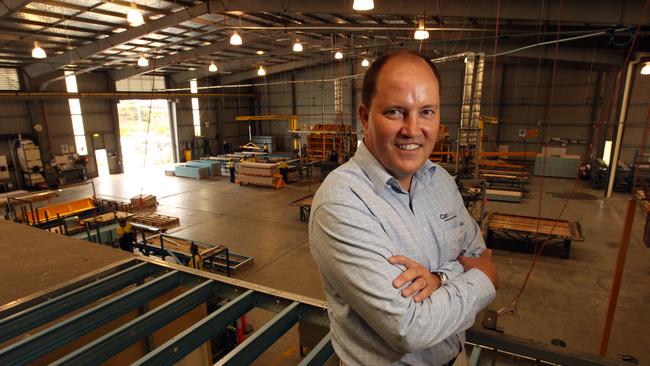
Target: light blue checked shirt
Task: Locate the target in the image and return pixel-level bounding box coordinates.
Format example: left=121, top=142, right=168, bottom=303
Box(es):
left=309, top=142, right=496, bottom=366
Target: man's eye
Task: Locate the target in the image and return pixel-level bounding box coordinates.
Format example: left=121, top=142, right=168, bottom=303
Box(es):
left=421, top=109, right=436, bottom=118
left=384, top=109, right=403, bottom=118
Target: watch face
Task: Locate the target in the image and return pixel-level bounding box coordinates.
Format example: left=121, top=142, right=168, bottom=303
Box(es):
left=438, top=272, right=449, bottom=282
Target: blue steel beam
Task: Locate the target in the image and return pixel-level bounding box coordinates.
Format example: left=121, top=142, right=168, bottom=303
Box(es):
left=51, top=279, right=218, bottom=366
left=132, top=289, right=259, bottom=366
left=0, top=258, right=140, bottom=319
left=217, top=301, right=303, bottom=366
left=0, top=261, right=154, bottom=343
left=297, top=334, right=335, bottom=366
left=0, top=270, right=183, bottom=366
left=466, top=328, right=624, bottom=366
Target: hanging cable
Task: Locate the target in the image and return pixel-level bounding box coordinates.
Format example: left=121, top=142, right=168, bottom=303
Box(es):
left=498, top=0, right=650, bottom=317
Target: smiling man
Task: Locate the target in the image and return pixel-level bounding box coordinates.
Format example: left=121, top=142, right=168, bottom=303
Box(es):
left=309, top=50, right=499, bottom=366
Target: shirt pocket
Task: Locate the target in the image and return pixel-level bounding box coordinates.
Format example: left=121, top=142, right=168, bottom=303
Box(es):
left=441, top=225, right=466, bottom=262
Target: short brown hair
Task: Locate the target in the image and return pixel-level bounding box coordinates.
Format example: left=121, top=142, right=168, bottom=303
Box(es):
left=361, top=49, right=441, bottom=109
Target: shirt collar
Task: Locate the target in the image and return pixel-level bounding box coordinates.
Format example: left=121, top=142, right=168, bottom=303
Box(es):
left=353, top=141, right=437, bottom=193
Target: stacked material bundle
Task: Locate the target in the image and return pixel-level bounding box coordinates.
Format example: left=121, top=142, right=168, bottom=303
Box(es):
left=237, top=161, right=285, bottom=188
left=131, top=194, right=157, bottom=209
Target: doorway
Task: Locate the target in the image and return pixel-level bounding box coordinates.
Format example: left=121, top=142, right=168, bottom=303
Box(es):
left=94, top=149, right=110, bottom=177
left=117, top=99, right=173, bottom=173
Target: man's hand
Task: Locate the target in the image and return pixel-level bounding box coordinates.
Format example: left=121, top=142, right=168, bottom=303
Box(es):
left=458, top=249, right=499, bottom=289
left=388, top=255, right=441, bottom=302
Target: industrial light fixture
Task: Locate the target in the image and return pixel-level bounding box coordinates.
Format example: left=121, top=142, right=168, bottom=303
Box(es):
left=230, top=31, right=242, bottom=46
left=353, top=0, right=374, bottom=11
left=137, top=55, right=149, bottom=67
left=127, top=2, right=144, bottom=27
left=641, top=62, right=650, bottom=75
left=361, top=58, right=370, bottom=67
left=292, top=39, right=303, bottom=52
left=414, top=17, right=429, bottom=40
left=334, top=51, right=343, bottom=60
left=257, top=65, right=266, bottom=76
left=256, top=50, right=265, bottom=55
left=208, top=62, right=218, bottom=72
left=31, top=41, right=46, bottom=59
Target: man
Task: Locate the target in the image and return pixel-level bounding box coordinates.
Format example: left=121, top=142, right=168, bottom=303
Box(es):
left=309, top=50, right=499, bottom=366
left=116, top=218, right=134, bottom=252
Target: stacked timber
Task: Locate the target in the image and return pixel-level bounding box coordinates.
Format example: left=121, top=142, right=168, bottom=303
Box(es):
left=237, top=162, right=284, bottom=188
left=131, top=194, right=157, bottom=209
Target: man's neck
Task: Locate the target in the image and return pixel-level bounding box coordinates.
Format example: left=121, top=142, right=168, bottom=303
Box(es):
left=396, top=175, right=413, bottom=192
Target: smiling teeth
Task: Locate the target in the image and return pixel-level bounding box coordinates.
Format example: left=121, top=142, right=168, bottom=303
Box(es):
left=398, top=144, right=419, bottom=150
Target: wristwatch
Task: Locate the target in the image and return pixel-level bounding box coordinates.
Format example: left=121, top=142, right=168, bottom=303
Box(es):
left=433, top=271, right=449, bottom=285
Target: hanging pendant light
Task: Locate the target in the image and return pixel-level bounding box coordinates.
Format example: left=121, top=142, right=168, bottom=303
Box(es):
left=334, top=51, right=343, bottom=60
left=208, top=62, right=218, bottom=72
left=137, top=55, right=149, bottom=67
left=293, top=39, right=303, bottom=52
left=353, top=0, right=374, bottom=11
left=257, top=65, right=266, bottom=76
left=361, top=58, right=370, bottom=67
left=127, top=2, right=144, bottom=26
left=414, top=17, right=429, bottom=40
left=641, top=62, right=650, bottom=75
left=31, top=41, right=46, bottom=59
left=230, top=31, right=242, bottom=46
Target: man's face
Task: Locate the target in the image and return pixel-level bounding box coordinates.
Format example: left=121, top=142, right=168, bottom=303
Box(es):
left=359, top=56, right=440, bottom=189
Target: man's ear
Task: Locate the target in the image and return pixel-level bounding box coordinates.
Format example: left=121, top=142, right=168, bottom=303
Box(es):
left=359, top=103, right=369, bottom=131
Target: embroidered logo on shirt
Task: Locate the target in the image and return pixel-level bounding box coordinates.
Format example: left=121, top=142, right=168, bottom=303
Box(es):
left=439, top=213, right=457, bottom=221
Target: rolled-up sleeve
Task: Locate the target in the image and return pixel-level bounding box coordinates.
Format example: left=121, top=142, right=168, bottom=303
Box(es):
left=310, top=198, right=496, bottom=354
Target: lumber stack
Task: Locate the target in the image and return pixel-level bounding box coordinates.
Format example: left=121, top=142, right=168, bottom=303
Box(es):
left=237, top=162, right=285, bottom=188
left=130, top=194, right=157, bottom=209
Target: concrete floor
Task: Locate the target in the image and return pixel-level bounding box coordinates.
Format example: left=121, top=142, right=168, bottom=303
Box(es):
left=20, top=168, right=650, bottom=364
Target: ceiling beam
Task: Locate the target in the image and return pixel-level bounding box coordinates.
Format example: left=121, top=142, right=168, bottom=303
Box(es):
left=212, top=0, right=646, bottom=26
left=22, top=1, right=212, bottom=79
left=109, top=34, right=265, bottom=81
left=220, top=57, right=329, bottom=85
left=170, top=54, right=307, bottom=83
left=0, top=0, right=32, bottom=20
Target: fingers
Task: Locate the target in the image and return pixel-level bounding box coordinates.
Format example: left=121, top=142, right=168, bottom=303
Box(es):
left=392, top=268, right=420, bottom=288
left=400, top=277, right=427, bottom=298
left=413, top=284, right=434, bottom=302
left=388, top=255, right=416, bottom=267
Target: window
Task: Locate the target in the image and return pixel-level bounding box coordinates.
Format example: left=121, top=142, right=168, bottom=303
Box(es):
left=603, top=140, right=612, bottom=166
left=190, top=79, right=201, bottom=136
left=0, top=68, right=20, bottom=90
left=65, top=71, right=88, bottom=155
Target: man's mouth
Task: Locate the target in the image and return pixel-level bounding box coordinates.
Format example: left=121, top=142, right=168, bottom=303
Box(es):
left=397, top=143, right=421, bottom=151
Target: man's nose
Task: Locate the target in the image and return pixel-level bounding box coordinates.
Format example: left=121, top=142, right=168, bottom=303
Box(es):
left=401, top=112, right=420, bottom=137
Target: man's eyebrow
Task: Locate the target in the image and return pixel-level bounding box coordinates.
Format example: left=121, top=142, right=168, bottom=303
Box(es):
left=420, top=104, right=439, bottom=109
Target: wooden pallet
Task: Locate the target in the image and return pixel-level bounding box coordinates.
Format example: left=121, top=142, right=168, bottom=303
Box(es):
left=129, top=212, right=180, bottom=230
left=485, top=213, right=583, bottom=241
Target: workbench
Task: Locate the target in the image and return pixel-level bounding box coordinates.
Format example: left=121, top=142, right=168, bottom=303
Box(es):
left=484, top=213, right=584, bottom=258
left=290, top=193, right=314, bottom=222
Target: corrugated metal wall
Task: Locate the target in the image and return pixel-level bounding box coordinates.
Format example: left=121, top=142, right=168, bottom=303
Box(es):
left=1, top=58, right=649, bottom=187
left=166, top=76, right=255, bottom=156
left=620, top=68, right=650, bottom=164
left=254, top=61, right=355, bottom=151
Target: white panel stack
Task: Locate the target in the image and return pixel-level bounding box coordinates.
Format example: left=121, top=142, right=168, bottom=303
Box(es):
left=17, top=139, right=45, bottom=186
left=0, top=155, right=9, bottom=180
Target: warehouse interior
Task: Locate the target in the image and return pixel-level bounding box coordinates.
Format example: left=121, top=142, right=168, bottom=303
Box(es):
left=0, top=0, right=649, bottom=365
